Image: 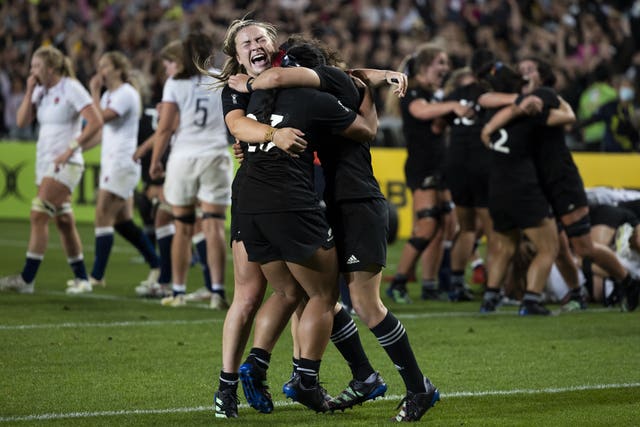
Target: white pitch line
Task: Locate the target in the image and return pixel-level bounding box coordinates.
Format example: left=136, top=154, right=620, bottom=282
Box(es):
left=0, top=304, right=617, bottom=331
left=1, top=382, right=638, bottom=423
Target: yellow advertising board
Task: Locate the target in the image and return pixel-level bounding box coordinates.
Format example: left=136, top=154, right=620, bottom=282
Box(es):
left=0, top=142, right=638, bottom=239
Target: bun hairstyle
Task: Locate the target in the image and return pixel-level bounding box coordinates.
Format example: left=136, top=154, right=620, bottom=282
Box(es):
left=477, top=61, right=527, bottom=93
left=281, top=43, right=326, bottom=68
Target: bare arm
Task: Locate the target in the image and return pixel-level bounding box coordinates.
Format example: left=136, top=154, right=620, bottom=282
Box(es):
left=89, top=74, right=119, bottom=123
left=16, top=75, right=37, bottom=128
left=546, top=96, right=576, bottom=127
left=408, top=98, right=471, bottom=121
left=54, top=103, right=104, bottom=167
left=149, top=102, right=177, bottom=180
left=478, top=92, right=519, bottom=109
left=225, top=109, right=308, bottom=157
left=481, top=104, right=520, bottom=147
left=349, top=68, right=408, bottom=97
left=229, top=68, right=321, bottom=93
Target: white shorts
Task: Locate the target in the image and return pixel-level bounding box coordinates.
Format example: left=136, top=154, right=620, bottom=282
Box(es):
left=99, top=163, right=141, bottom=199
left=164, top=149, right=232, bottom=207
left=37, top=160, right=84, bottom=192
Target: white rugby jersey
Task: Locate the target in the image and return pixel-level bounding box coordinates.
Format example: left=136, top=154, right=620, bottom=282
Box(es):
left=161, top=70, right=227, bottom=157
left=100, top=82, right=140, bottom=168
left=586, top=186, right=640, bottom=206
left=32, top=77, right=92, bottom=165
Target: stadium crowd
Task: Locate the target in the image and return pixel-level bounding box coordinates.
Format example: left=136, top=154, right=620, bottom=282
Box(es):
left=1, top=0, right=640, bottom=151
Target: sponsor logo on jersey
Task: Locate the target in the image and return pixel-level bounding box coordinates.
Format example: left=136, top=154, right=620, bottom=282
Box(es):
left=346, top=255, right=360, bottom=265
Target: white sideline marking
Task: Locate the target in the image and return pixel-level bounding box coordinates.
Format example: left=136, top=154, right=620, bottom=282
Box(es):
left=0, top=305, right=615, bottom=331
left=1, top=382, right=638, bottom=422
left=0, top=318, right=220, bottom=330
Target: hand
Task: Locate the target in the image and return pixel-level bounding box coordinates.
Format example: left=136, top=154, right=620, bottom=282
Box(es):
left=53, top=149, right=74, bottom=171
left=232, top=141, right=244, bottom=163
left=26, top=74, right=38, bottom=91
left=517, top=95, right=543, bottom=115
left=89, top=74, right=103, bottom=94
left=149, top=162, right=164, bottom=180
left=452, top=101, right=473, bottom=118
left=480, top=126, right=493, bottom=147
left=272, top=127, right=307, bottom=157
left=228, top=73, right=251, bottom=93
left=385, top=71, right=408, bottom=97
left=133, top=141, right=151, bottom=162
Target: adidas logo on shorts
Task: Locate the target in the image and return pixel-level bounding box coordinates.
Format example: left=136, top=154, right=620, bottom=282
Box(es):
left=346, top=255, right=360, bottom=265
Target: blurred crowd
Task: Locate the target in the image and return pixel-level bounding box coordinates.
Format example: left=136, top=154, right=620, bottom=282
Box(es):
left=1, top=0, right=640, bottom=151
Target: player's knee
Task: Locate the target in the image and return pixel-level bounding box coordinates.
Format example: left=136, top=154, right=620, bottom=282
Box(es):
left=56, top=202, right=72, bottom=217
left=31, top=197, right=56, bottom=218
left=408, top=237, right=430, bottom=252
left=202, top=211, right=226, bottom=221
left=173, top=212, right=196, bottom=224
left=416, top=206, right=440, bottom=220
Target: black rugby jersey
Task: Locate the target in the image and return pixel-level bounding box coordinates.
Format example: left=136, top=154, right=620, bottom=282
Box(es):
left=444, top=82, right=491, bottom=171
left=238, top=87, right=357, bottom=213
left=529, top=87, right=582, bottom=190
left=400, top=86, right=446, bottom=164
left=314, top=66, right=384, bottom=202
left=487, top=102, right=549, bottom=197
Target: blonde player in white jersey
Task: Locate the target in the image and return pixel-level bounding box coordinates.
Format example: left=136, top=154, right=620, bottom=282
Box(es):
left=73, top=51, right=161, bottom=295
left=150, top=32, right=232, bottom=309
left=0, top=46, right=102, bottom=294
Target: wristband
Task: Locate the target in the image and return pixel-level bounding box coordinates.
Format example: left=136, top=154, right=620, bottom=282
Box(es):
left=246, top=77, right=255, bottom=93
left=68, top=140, right=80, bottom=151
left=264, top=126, right=276, bottom=142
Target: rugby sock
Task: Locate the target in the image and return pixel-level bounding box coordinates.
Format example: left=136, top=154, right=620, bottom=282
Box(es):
left=330, top=306, right=374, bottom=381
left=483, top=288, right=500, bottom=302
left=115, top=220, right=160, bottom=269
left=218, top=371, right=239, bottom=392
left=451, top=270, right=465, bottom=290
left=391, top=273, right=409, bottom=290
left=143, top=224, right=156, bottom=247
left=438, top=242, right=452, bottom=291
left=522, top=291, right=543, bottom=304
left=91, top=227, right=114, bottom=280
left=21, top=252, right=43, bottom=283
left=371, top=311, right=425, bottom=393
left=298, top=358, right=321, bottom=388
left=171, top=283, right=186, bottom=296
left=192, top=232, right=213, bottom=291
left=211, top=284, right=225, bottom=299
left=68, top=254, right=88, bottom=280
left=247, top=347, right=271, bottom=371
left=421, top=279, right=437, bottom=291
left=156, top=224, right=174, bottom=284
left=291, top=357, right=299, bottom=376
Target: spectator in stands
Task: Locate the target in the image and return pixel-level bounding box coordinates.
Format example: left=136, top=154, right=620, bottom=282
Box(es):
left=576, top=61, right=617, bottom=151
left=576, top=75, right=640, bottom=152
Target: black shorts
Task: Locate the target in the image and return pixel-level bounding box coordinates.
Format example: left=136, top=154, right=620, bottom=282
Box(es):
left=238, top=210, right=335, bottom=264
left=405, top=169, right=447, bottom=192
left=490, top=193, right=552, bottom=232
left=589, top=204, right=639, bottom=228
left=447, top=166, right=489, bottom=208
left=543, top=173, right=588, bottom=218
left=326, top=198, right=388, bottom=272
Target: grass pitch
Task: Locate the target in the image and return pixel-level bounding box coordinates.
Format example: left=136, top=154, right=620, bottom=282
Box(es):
left=0, top=220, right=639, bottom=426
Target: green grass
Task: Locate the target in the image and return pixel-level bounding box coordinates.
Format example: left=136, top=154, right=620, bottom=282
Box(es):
left=1, top=220, right=639, bottom=426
